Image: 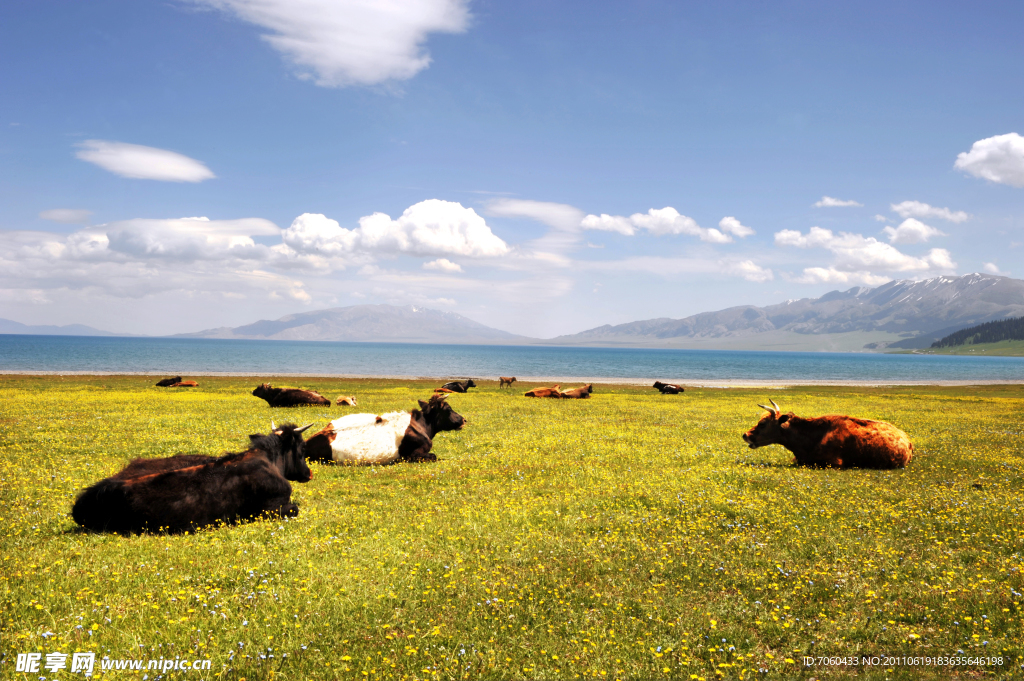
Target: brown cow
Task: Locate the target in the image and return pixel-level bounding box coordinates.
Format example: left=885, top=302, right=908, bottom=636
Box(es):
left=169, top=381, right=198, bottom=387
left=742, top=399, right=913, bottom=469
left=155, top=376, right=182, bottom=387
left=524, top=385, right=562, bottom=398
left=336, top=396, right=358, bottom=406
left=252, top=383, right=331, bottom=407
left=499, top=376, right=517, bottom=388
left=653, top=381, right=684, bottom=394
left=560, top=384, right=593, bottom=399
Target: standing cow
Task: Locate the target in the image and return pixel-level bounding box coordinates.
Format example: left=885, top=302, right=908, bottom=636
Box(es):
left=71, top=424, right=314, bottom=533
left=252, top=383, right=331, bottom=407
left=499, top=377, right=517, bottom=388
left=305, top=394, right=465, bottom=465
left=742, top=399, right=913, bottom=469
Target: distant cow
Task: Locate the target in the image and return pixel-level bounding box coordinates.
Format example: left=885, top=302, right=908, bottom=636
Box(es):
left=435, top=380, right=476, bottom=393
left=653, top=381, right=684, bottom=394
left=305, top=394, right=465, bottom=465
left=252, top=383, right=331, bottom=407
left=169, top=380, right=198, bottom=387
left=499, top=376, right=517, bottom=388
left=742, top=399, right=914, bottom=469
left=71, top=423, right=314, bottom=533
left=155, top=376, right=182, bottom=387
left=336, top=395, right=358, bottom=406
left=560, top=384, right=594, bottom=399
left=524, top=385, right=562, bottom=398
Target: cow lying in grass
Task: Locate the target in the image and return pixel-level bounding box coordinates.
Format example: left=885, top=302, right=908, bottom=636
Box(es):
left=252, top=383, right=330, bottom=407
left=71, top=423, right=313, bottom=533
left=653, top=381, right=684, bottom=394
left=169, top=380, right=198, bottom=387
left=560, top=384, right=594, bottom=399
left=305, top=394, right=464, bottom=465
left=434, top=379, right=476, bottom=394
left=742, top=399, right=914, bottom=469
left=524, top=385, right=561, bottom=398
left=336, top=396, right=357, bottom=406
left=155, top=376, right=181, bottom=387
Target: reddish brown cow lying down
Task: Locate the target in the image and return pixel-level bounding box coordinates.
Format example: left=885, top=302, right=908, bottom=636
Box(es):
left=742, top=399, right=913, bottom=469
left=524, top=385, right=561, bottom=398
left=560, top=384, right=593, bottom=399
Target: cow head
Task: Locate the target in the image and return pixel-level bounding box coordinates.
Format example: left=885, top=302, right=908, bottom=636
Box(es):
left=742, top=399, right=791, bottom=449
left=252, top=423, right=314, bottom=482
left=653, top=381, right=665, bottom=389
left=417, top=394, right=465, bottom=434
left=252, top=383, right=274, bottom=399
left=465, top=379, right=477, bottom=389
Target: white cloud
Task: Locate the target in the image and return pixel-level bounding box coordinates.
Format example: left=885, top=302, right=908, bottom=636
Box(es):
left=39, top=209, right=92, bottom=224
left=873, top=214, right=889, bottom=222
left=814, top=196, right=863, bottom=207
left=790, top=267, right=892, bottom=286
left=983, top=262, right=1007, bottom=275
left=197, top=0, right=470, bottom=87
left=890, top=200, right=969, bottom=223
left=75, top=140, right=216, bottom=182
left=423, top=258, right=462, bottom=272
left=486, top=199, right=585, bottom=231
left=882, top=218, right=945, bottom=245
left=954, top=132, right=1024, bottom=188
left=582, top=207, right=731, bottom=242
left=283, top=200, right=508, bottom=259
left=718, top=216, right=754, bottom=238
left=357, top=199, right=508, bottom=257
left=776, top=226, right=956, bottom=276
left=105, top=217, right=280, bottom=260
left=579, top=213, right=634, bottom=236
left=725, top=259, right=773, bottom=282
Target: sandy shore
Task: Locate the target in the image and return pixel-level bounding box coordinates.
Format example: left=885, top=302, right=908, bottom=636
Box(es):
left=2, top=370, right=1021, bottom=388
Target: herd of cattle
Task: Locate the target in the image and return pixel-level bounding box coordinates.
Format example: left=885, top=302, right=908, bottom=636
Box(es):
left=71, top=377, right=914, bottom=534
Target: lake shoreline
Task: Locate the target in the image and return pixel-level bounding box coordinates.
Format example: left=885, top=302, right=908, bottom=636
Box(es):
left=3, top=370, right=1021, bottom=387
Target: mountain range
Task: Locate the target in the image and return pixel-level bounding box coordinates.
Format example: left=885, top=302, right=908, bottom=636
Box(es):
left=5, top=273, right=1024, bottom=351
left=0, top=318, right=123, bottom=337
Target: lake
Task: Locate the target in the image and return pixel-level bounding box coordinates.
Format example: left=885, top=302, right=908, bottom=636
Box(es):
left=1, top=334, right=1022, bottom=383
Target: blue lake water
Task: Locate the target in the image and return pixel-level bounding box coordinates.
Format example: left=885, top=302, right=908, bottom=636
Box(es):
left=1, top=334, right=1022, bottom=383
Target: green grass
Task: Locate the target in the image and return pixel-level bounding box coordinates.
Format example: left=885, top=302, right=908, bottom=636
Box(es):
left=1, top=375, right=1022, bottom=680
left=895, top=340, right=1024, bottom=357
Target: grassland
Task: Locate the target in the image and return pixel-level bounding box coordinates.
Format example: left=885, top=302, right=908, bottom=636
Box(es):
left=1, top=375, right=1022, bottom=680
left=896, top=340, right=1024, bottom=357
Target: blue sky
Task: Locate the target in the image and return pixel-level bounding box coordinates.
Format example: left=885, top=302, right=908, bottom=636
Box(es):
left=2, top=0, right=1022, bottom=337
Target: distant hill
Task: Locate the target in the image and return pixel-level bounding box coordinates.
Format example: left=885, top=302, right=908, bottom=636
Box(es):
left=175, top=304, right=534, bottom=345
left=0, top=318, right=123, bottom=337
left=931, top=316, right=1024, bottom=348
left=549, top=273, right=1024, bottom=351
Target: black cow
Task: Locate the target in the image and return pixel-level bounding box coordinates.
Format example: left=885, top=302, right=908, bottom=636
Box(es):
left=305, top=394, right=466, bottom=464
left=435, top=379, right=476, bottom=393
left=71, top=424, right=314, bottom=533
left=156, top=376, right=182, bottom=387
left=252, top=383, right=331, bottom=407
left=653, top=381, right=685, bottom=394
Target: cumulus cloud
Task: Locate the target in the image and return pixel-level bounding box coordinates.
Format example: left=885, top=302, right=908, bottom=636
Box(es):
left=983, top=262, right=1006, bottom=275
left=582, top=207, right=731, bottom=242
left=423, top=258, right=462, bottom=272
left=75, top=140, right=216, bottom=182
left=725, top=259, right=773, bottom=282
left=890, top=200, right=969, bottom=223
left=814, top=196, right=863, bottom=208
left=718, top=216, right=755, bottom=238
left=39, top=209, right=92, bottom=224
left=790, top=267, right=892, bottom=287
left=197, top=0, right=470, bottom=87
left=954, top=132, right=1024, bottom=188
left=776, top=226, right=956, bottom=279
left=874, top=214, right=889, bottom=222
left=882, top=218, right=945, bottom=245
left=105, top=217, right=281, bottom=260
left=283, top=200, right=508, bottom=259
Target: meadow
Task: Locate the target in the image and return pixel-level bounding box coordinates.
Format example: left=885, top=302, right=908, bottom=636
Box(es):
left=1, top=375, right=1021, bottom=680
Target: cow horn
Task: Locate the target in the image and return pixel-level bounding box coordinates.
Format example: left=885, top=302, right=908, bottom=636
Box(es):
left=769, top=398, right=780, bottom=413
left=271, top=420, right=277, bottom=430
left=295, top=423, right=314, bottom=434
left=757, top=402, right=779, bottom=416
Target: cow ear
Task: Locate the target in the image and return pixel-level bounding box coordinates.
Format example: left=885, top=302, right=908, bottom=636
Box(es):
left=778, top=414, right=790, bottom=425
left=418, top=400, right=428, bottom=409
